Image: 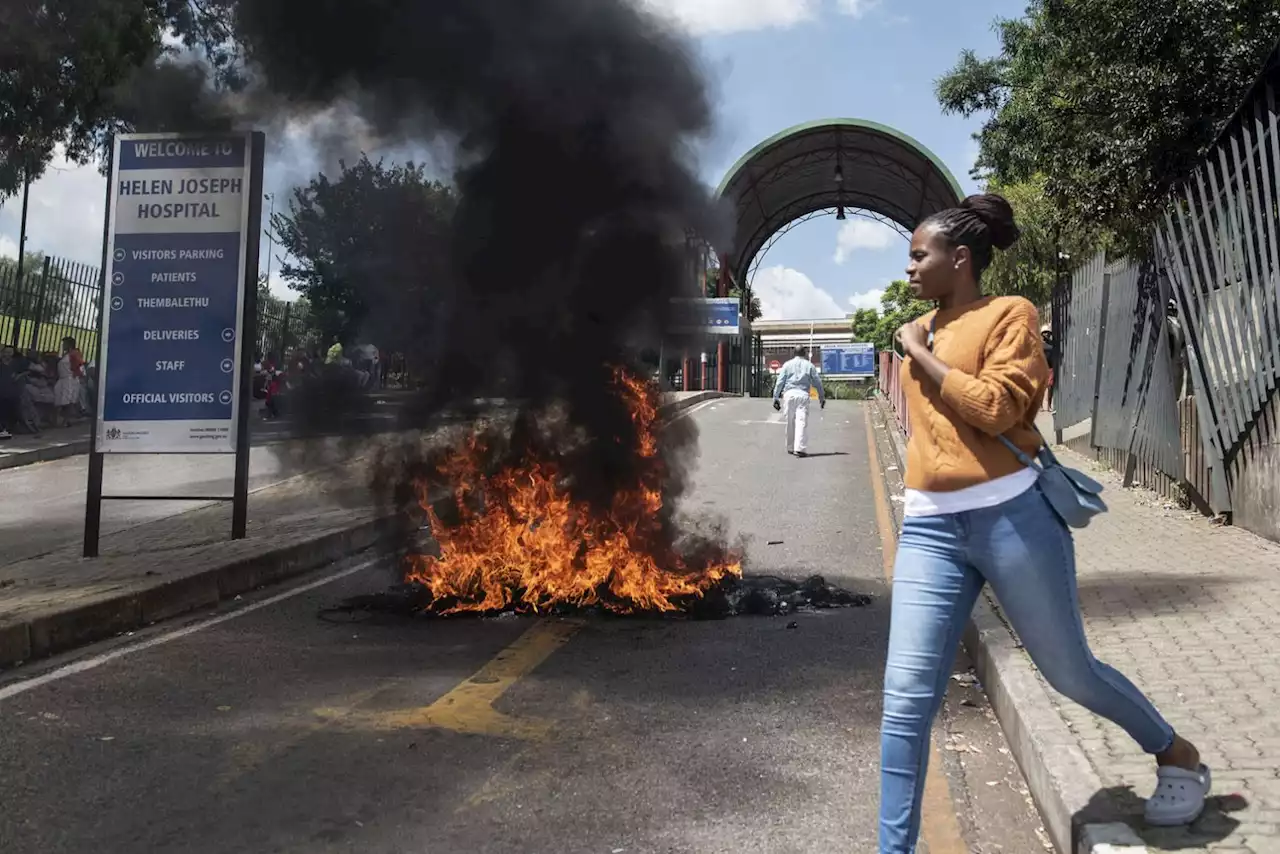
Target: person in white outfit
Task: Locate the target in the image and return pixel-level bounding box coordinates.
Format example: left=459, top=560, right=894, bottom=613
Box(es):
left=771, top=346, right=825, bottom=457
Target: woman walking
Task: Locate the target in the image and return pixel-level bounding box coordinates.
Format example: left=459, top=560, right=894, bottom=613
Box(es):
left=879, top=194, right=1209, bottom=853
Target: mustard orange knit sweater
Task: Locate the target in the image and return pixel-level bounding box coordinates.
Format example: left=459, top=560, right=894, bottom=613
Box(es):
left=901, top=296, right=1049, bottom=492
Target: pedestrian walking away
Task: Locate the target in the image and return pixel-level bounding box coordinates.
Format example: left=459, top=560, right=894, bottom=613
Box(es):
left=878, top=193, right=1210, bottom=854
left=771, top=346, right=825, bottom=456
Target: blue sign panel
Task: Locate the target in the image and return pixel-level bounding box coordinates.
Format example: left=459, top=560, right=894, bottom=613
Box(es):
left=821, top=343, right=876, bottom=377
left=97, top=134, right=251, bottom=453
left=669, top=297, right=741, bottom=335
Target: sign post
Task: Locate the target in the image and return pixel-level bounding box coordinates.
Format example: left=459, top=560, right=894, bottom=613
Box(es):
left=84, top=132, right=265, bottom=557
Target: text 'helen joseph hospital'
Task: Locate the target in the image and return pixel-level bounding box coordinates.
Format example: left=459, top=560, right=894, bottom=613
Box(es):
left=118, top=176, right=243, bottom=221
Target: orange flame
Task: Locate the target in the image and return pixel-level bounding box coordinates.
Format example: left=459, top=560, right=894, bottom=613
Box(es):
left=406, top=370, right=741, bottom=613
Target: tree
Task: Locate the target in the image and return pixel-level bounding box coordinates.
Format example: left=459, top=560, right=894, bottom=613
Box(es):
left=848, top=282, right=932, bottom=356
left=850, top=308, right=878, bottom=345
left=0, top=1, right=239, bottom=199
left=937, top=1, right=1280, bottom=250
left=272, top=154, right=457, bottom=347
left=981, top=175, right=1111, bottom=307
left=872, top=281, right=932, bottom=355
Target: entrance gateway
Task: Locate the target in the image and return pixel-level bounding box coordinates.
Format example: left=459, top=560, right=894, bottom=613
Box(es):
left=668, top=119, right=963, bottom=395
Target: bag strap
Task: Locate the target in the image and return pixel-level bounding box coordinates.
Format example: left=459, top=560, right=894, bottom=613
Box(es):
left=997, top=432, right=1044, bottom=472
left=931, top=314, right=1057, bottom=471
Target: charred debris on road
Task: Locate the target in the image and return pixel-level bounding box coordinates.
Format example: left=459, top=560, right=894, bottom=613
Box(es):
left=320, top=573, right=871, bottom=623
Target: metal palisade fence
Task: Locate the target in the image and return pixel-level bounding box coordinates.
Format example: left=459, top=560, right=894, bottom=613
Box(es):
left=256, top=299, right=324, bottom=363
left=1054, top=45, right=1280, bottom=527
left=1, top=256, right=102, bottom=359
left=1, top=255, right=321, bottom=364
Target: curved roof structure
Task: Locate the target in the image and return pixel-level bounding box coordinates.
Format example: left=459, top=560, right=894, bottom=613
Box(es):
left=715, top=119, right=964, bottom=279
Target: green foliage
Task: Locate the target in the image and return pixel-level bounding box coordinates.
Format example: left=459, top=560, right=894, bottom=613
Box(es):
left=1, top=1, right=239, bottom=199
left=981, top=175, right=1111, bottom=307
left=272, top=154, right=457, bottom=346
left=850, top=281, right=931, bottom=355
left=822, top=379, right=877, bottom=401
left=937, top=0, right=1280, bottom=251
left=850, top=308, right=878, bottom=345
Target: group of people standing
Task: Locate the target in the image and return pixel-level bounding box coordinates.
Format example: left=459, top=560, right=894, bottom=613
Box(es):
left=0, top=336, right=90, bottom=440
left=772, top=194, right=1210, bottom=853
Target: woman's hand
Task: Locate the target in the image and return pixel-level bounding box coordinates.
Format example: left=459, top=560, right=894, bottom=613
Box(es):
left=896, top=322, right=929, bottom=355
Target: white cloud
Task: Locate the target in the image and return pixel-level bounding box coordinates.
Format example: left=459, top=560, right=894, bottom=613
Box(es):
left=833, top=219, right=900, bottom=264
left=638, top=0, right=816, bottom=35
left=835, top=0, right=880, bottom=19
left=0, top=150, right=107, bottom=269
left=848, top=288, right=885, bottom=312
left=0, top=234, right=18, bottom=258
left=751, top=265, right=844, bottom=319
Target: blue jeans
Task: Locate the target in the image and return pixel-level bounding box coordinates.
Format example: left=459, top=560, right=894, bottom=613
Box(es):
left=878, top=485, right=1174, bottom=853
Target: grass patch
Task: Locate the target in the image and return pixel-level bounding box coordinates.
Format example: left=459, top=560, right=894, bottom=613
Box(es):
left=0, top=315, right=99, bottom=357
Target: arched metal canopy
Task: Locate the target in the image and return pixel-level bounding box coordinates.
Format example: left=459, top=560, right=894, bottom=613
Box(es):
left=715, top=119, right=964, bottom=279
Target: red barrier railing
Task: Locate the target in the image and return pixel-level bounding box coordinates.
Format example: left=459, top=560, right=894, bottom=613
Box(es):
left=877, top=351, right=910, bottom=437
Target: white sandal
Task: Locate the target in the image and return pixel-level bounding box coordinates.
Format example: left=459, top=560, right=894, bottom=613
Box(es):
left=1144, top=763, right=1212, bottom=826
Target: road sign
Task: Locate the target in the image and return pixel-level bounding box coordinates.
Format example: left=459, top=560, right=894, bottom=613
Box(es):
left=820, top=342, right=876, bottom=377
left=96, top=134, right=256, bottom=453
left=768, top=359, right=781, bottom=372
left=669, top=297, right=741, bottom=335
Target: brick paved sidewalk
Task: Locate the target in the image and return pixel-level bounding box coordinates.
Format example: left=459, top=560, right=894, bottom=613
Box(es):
left=1034, top=449, right=1280, bottom=853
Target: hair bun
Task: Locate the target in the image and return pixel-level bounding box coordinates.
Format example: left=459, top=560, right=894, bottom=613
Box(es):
left=961, top=193, right=1020, bottom=251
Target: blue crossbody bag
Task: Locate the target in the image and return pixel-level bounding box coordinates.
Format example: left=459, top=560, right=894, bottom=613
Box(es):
left=927, top=315, right=1107, bottom=529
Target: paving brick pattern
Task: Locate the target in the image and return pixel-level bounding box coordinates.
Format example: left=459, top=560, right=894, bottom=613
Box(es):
left=1037, top=450, right=1280, bottom=853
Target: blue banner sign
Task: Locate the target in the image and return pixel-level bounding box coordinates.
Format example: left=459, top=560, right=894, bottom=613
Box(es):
left=669, top=297, right=741, bottom=335
left=821, top=342, right=876, bottom=377
left=96, top=133, right=252, bottom=453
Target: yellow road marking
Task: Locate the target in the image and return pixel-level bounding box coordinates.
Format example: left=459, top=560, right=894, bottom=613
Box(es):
left=315, top=619, right=583, bottom=741
left=865, top=406, right=970, bottom=854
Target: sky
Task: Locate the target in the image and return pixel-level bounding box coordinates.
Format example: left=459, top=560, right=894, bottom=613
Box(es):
left=0, top=0, right=1027, bottom=321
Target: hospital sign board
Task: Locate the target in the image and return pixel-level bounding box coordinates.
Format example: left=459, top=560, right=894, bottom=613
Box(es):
left=96, top=133, right=253, bottom=453
left=820, top=342, right=876, bottom=377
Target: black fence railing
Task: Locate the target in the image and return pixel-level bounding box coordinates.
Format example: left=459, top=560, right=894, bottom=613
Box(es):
left=256, top=299, right=324, bottom=364
left=1, top=256, right=103, bottom=360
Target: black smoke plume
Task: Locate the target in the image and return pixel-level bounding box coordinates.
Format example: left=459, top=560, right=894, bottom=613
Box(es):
left=123, top=0, right=732, bottom=570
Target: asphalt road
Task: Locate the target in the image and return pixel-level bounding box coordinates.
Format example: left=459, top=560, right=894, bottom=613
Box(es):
left=0, top=398, right=1047, bottom=853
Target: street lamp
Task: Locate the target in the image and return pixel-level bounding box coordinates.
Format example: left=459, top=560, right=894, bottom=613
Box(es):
left=263, top=193, right=275, bottom=285
left=834, top=162, right=846, bottom=221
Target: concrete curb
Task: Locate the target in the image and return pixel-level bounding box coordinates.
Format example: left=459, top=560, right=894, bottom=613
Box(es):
left=869, top=394, right=1150, bottom=854
left=0, top=517, right=392, bottom=671
left=0, top=438, right=92, bottom=471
